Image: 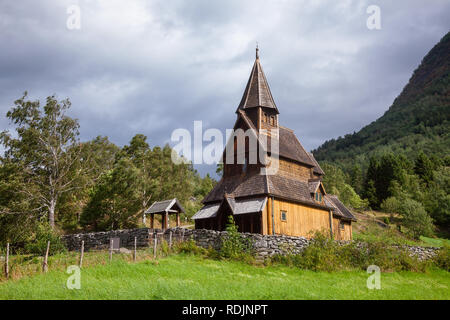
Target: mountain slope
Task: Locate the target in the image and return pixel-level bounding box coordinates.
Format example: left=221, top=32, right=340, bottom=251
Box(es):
left=313, top=32, right=450, bottom=167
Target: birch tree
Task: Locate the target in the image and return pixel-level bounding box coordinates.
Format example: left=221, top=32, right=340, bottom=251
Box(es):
left=0, top=92, right=81, bottom=228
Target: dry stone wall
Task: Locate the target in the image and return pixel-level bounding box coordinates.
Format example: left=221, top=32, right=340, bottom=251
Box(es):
left=62, top=228, right=153, bottom=251
left=62, top=227, right=440, bottom=261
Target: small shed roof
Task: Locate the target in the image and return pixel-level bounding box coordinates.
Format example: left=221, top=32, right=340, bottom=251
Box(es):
left=145, top=198, right=185, bottom=214
left=192, top=196, right=267, bottom=220
left=324, top=195, right=357, bottom=221
left=226, top=197, right=267, bottom=215
left=191, top=203, right=220, bottom=220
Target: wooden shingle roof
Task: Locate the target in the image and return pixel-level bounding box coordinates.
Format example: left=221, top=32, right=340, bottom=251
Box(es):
left=202, top=174, right=267, bottom=204
left=308, top=152, right=325, bottom=176
left=324, top=195, right=357, bottom=221
left=226, top=196, right=268, bottom=215
left=236, top=50, right=279, bottom=113
left=145, top=198, right=185, bottom=214
left=203, top=173, right=334, bottom=212
left=193, top=197, right=268, bottom=220
left=277, top=127, right=315, bottom=167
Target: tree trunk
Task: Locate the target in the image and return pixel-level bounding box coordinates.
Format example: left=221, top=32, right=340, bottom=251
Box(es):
left=49, top=199, right=56, bottom=229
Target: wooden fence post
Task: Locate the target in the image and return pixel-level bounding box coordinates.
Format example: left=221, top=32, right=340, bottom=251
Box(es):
left=169, top=231, right=173, bottom=249
left=79, top=240, right=84, bottom=268
left=42, top=241, right=50, bottom=273
left=153, top=234, right=157, bottom=259
left=109, top=239, right=113, bottom=263
left=5, top=243, right=9, bottom=279
left=133, top=237, right=137, bottom=262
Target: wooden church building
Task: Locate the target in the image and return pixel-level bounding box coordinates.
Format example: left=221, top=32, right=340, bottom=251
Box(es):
left=192, top=48, right=356, bottom=240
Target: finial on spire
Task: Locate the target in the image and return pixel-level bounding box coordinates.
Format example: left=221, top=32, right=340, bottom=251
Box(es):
left=256, top=42, right=259, bottom=59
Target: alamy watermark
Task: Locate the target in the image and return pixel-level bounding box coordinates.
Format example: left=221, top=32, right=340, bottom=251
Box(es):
left=171, top=121, right=279, bottom=175
left=67, top=5, right=81, bottom=30
left=366, top=5, right=381, bottom=30
left=66, top=265, right=81, bottom=290
left=366, top=265, right=381, bottom=290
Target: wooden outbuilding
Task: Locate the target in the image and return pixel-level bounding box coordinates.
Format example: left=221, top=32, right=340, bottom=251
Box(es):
left=192, top=48, right=356, bottom=240
left=144, top=198, right=185, bottom=230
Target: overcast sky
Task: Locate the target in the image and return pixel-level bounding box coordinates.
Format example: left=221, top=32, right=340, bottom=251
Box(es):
left=1, top=0, right=449, bottom=177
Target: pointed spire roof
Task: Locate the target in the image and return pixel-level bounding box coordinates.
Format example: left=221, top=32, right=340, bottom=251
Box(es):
left=236, top=47, right=279, bottom=113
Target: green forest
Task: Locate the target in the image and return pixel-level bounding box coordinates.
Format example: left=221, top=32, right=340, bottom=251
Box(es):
left=313, top=32, right=450, bottom=239
left=0, top=93, right=215, bottom=251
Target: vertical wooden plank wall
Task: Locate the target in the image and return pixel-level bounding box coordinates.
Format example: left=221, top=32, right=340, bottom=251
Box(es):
left=268, top=199, right=335, bottom=238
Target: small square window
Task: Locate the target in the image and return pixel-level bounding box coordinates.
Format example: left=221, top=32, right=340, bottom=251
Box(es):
left=281, top=210, right=287, bottom=221
left=340, top=222, right=345, bottom=230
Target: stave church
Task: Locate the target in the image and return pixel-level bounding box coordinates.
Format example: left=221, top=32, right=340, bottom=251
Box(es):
left=192, top=48, right=356, bottom=240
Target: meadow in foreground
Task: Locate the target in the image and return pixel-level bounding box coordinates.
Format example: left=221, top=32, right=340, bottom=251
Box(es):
left=1, top=254, right=449, bottom=300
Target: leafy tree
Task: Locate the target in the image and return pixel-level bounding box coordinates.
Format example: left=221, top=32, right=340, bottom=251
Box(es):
left=363, top=157, right=380, bottom=208
left=414, top=152, right=434, bottom=185
left=81, top=158, right=141, bottom=231
left=57, top=136, right=120, bottom=231
left=0, top=159, right=40, bottom=247
left=338, top=184, right=369, bottom=211
left=321, top=162, right=368, bottom=210
left=350, top=164, right=363, bottom=195
left=400, top=199, right=435, bottom=239
left=381, top=195, right=434, bottom=239
left=376, top=154, right=405, bottom=203
left=423, top=167, right=450, bottom=226
left=121, top=134, right=157, bottom=216
left=0, top=93, right=82, bottom=228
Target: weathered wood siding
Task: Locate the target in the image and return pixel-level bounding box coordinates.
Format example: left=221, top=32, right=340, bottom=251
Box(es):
left=277, top=158, right=312, bottom=180
left=263, top=198, right=331, bottom=238
left=262, top=198, right=353, bottom=240
left=332, top=217, right=352, bottom=241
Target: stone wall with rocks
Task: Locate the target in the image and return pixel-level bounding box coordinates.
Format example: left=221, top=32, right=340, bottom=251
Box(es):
left=402, top=245, right=440, bottom=261
left=178, top=228, right=440, bottom=261
left=62, top=228, right=188, bottom=251
left=62, top=228, right=153, bottom=251
left=62, top=227, right=440, bottom=261
left=180, top=228, right=311, bottom=258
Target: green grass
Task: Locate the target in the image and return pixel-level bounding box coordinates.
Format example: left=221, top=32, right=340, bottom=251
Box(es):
left=352, top=212, right=449, bottom=248
left=1, top=254, right=449, bottom=300
left=420, top=236, right=450, bottom=247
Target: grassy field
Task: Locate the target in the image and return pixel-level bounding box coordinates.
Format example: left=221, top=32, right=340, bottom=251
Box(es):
left=1, top=254, right=449, bottom=300
left=352, top=211, right=450, bottom=247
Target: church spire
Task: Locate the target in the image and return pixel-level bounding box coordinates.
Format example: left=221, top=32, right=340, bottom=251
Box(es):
left=237, top=47, right=279, bottom=113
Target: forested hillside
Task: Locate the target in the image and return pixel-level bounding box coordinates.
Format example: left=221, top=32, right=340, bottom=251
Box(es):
left=312, top=32, right=450, bottom=237
left=314, top=32, right=449, bottom=167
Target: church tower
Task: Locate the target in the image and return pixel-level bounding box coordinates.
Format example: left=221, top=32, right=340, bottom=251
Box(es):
left=236, top=47, right=279, bottom=132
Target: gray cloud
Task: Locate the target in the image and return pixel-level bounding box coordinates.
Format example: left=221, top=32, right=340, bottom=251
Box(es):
left=0, top=0, right=449, bottom=177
